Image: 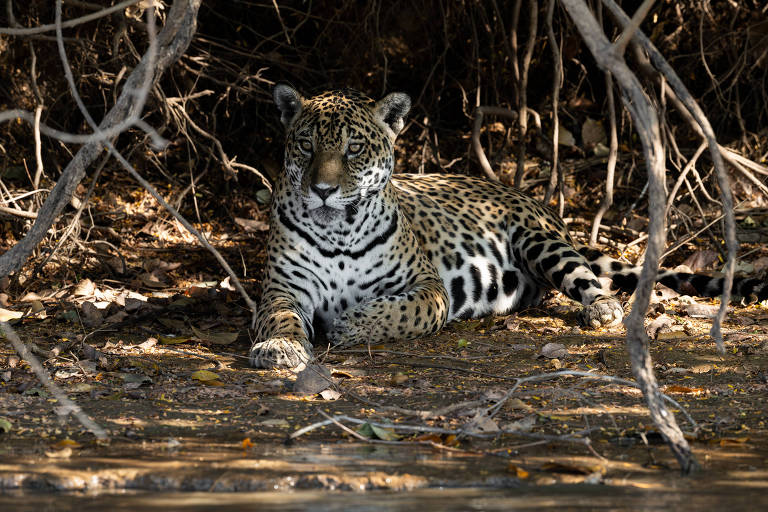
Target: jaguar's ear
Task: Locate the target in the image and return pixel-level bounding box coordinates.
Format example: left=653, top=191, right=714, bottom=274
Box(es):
left=273, top=83, right=304, bottom=129
left=374, top=92, right=411, bottom=137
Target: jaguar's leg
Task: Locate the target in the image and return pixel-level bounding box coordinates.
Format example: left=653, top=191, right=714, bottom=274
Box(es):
left=512, top=229, right=624, bottom=327
left=326, top=278, right=449, bottom=348
left=250, top=291, right=314, bottom=369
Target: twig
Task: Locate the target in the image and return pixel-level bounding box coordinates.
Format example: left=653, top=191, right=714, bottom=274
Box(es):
left=0, top=0, right=141, bottom=35
left=289, top=412, right=600, bottom=446
left=513, top=0, right=538, bottom=188
left=613, top=0, right=656, bottom=55
left=0, top=321, right=107, bottom=439
left=471, top=107, right=518, bottom=181
left=0, top=206, right=38, bottom=219
left=543, top=0, right=564, bottom=214
left=589, top=2, right=619, bottom=245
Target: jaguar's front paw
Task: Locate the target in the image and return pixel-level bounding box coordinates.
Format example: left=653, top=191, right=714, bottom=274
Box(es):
left=580, top=296, right=624, bottom=328
left=250, top=337, right=312, bottom=369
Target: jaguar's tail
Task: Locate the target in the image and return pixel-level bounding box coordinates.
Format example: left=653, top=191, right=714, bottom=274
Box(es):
left=577, top=247, right=768, bottom=302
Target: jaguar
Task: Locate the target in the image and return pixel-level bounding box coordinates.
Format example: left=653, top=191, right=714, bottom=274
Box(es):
left=250, top=84, right=767, bottom=368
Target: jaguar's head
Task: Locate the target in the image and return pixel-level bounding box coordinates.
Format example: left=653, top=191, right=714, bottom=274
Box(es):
left=273, top=84, right=410, bottom=224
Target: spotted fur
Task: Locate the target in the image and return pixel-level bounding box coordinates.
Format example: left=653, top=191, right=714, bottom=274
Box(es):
left=250, top=85, right=768, bottom=368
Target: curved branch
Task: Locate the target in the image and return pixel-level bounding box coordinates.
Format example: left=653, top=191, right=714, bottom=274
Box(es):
left=560, top=0, right=698, bottom=475
left=471, top=106, right=518, bottom=181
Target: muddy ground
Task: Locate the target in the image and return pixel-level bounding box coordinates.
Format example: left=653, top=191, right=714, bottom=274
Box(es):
left=1, top=276, right=767, bottom=506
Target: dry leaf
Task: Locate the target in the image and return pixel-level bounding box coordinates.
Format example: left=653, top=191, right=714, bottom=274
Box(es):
left=0, top=308, right=23, bottom=322
left=73, top=278, right=95, bottom=297
left=191, top=369, right=223, bottom=386
left=190, top=326, right=239, bottom=345
left=234, top=217, right=270, bottom=232
left=686, top=304, right=729, bottom=318
left=508, top=464, right=530, bottom=479
left=664, top=385, right=705, bottom=395
left=45, top=447, right=73, bottom=459
left=294, top=364, right=332, bottom=395
left=539, top=343, right=569, bottom=359
left=159, top=335, right=192, bottom=345
left=319, top=389, right=341, bottom=400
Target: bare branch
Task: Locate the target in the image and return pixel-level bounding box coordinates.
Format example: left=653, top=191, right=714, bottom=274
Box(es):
left=471, top=106, right=518, bottom=181
left=613, top=0, right=655, bottom=55
left=0, top=0, right=140, bottom=35
left=561, top=0, right=697, bottom=474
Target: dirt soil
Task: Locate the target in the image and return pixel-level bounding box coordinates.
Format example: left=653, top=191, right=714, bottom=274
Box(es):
left=1, top=274, right=768, bottom=498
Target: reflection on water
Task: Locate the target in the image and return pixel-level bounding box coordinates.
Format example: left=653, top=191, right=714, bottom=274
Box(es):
left=2, top=486, right=768, bottom=512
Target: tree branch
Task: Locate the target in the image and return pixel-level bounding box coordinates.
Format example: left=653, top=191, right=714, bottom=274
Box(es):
left=560, top=0, right=698, bottom=474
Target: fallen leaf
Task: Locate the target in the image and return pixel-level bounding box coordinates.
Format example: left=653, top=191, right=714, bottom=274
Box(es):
left=682, top=250, right=718, bottom=272
left=122, top=373, right=152, bottom=390
left=501, top=414, right=537, bottom=433
left=158, top=335, right=192, bottom=345
left=581, top=117, right=606, bottom=148
left=139, top=271, right=167, bottom=289
left=390, top=372, right=409, bottom=385
left=464, top=410, right=500, bottom=434
left=508, top=464, right=530, bottom=479
left=255, top=189, right=271, bottom=204
left=412, top=433, right=459, bottom=447
left=80, top=301, right=104, bottom=328
left=69, top=383, right=94, bottom=394
left=506, top=398, right=534, bottom=412
left=539, top=343, right=569, bottom=359
left=29, top=300, right=45, bottom=314
left=45, top=447, right=73, bottom=459
left=234, top=217, right=270, bottom=232
left=556, top=125, right=576, bottom=146
left=0, top=308, right=23, bottom=322
left=190, top=326, right=239, bottom=345
left=293, top=364, right=332, bottom=395
left=259, top=418, right=289, bottom=427
left=0, top=417, right=11, bottom=433
left=356, top=422, right=400, bottom=441
left=53, top=438, right=81, bottom=449
left=73, top=278, right=95, bottom=297
left=190, top=370, right=224, bottom=386
left=319, top=389, right=341, bottom=400
left=664, top=385, right=705, bottom=395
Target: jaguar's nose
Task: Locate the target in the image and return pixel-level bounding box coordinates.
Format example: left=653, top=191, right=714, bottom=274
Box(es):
left=311, top=183, right=339, bottom=202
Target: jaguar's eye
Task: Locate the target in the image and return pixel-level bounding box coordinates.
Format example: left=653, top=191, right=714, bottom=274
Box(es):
left=300, top=140, right=313, bottom=153
left=347, top=142, right=363, bottom=155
